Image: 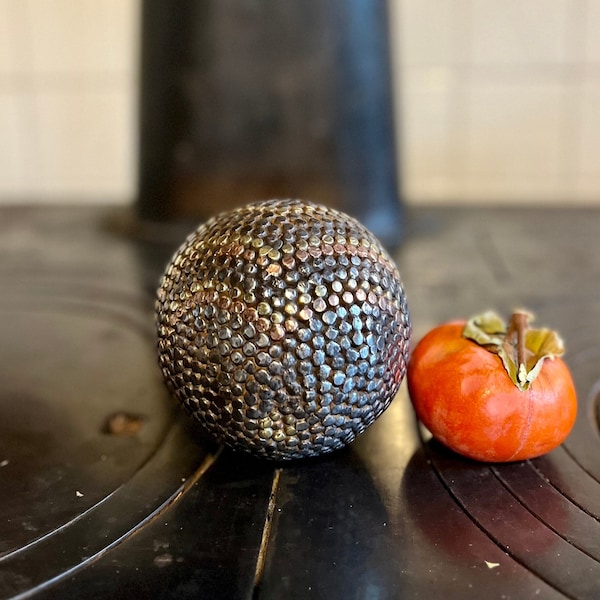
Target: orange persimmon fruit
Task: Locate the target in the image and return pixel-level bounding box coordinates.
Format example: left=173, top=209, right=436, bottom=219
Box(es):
left=407, top=310, right=577, bottom=462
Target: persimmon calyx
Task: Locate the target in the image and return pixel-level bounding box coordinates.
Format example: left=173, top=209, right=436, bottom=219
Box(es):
left=462, top=310, right=565, bottom=391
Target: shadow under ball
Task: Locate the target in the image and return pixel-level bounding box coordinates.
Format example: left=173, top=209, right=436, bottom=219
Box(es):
left=156, top=199, right=411, bottom=460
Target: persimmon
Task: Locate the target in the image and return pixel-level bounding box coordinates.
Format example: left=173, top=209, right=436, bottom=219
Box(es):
left=407, top=310, right=577, bottom=462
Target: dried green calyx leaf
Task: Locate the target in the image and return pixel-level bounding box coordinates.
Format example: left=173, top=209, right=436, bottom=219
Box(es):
left=463, top=310, right=565, bottom=391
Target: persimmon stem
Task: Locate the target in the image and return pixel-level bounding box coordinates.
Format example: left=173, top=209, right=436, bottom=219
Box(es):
left=463, top=310, right=565, bottom=390
left=507, top=311, right=529, bottom=368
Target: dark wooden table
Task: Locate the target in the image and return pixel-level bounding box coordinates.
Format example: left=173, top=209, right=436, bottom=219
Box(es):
left=1, top=205, right=600, bottom=599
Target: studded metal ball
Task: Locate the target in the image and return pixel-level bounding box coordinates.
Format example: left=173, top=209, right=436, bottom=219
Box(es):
left=156, top=199, right=411, bottom=460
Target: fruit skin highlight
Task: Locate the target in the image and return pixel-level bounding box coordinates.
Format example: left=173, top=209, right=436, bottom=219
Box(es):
left=407, top=311, right=577, bottom=462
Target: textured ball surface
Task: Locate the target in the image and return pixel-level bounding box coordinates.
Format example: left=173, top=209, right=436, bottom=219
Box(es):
left=156, top=199, right=411, bottom=460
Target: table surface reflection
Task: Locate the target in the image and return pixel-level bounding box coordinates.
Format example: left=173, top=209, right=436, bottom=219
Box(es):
left=1, top=205, right=599, bottom=599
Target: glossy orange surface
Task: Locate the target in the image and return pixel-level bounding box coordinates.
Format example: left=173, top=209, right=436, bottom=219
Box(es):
left=407, top=322, right=578, bottom=462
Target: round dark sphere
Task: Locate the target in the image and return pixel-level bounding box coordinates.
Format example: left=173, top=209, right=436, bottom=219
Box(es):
left=156, top=199, right=411, bottom=460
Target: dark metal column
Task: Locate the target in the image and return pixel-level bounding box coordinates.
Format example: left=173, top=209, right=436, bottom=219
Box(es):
left=136, top=0, right=404, bottom=248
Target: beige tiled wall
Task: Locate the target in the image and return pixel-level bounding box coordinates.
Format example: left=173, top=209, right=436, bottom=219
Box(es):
left=0, top=0, right=138, bottom=203
left=392, top=0, right=600, bottom=204
left=1, top=1, right=600, bottom=205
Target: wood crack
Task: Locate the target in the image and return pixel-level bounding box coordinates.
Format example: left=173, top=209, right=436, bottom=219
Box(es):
left=474, top=228, right=511, bottom=284
left=252, top=468, right=281, bottom=599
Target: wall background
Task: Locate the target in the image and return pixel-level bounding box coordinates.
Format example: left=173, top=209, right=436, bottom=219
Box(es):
left=391, top=0, right=600, bottom=205
left=1, top=0, right=599, bottom=206
left=0, top=0, right=138, bottom=204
